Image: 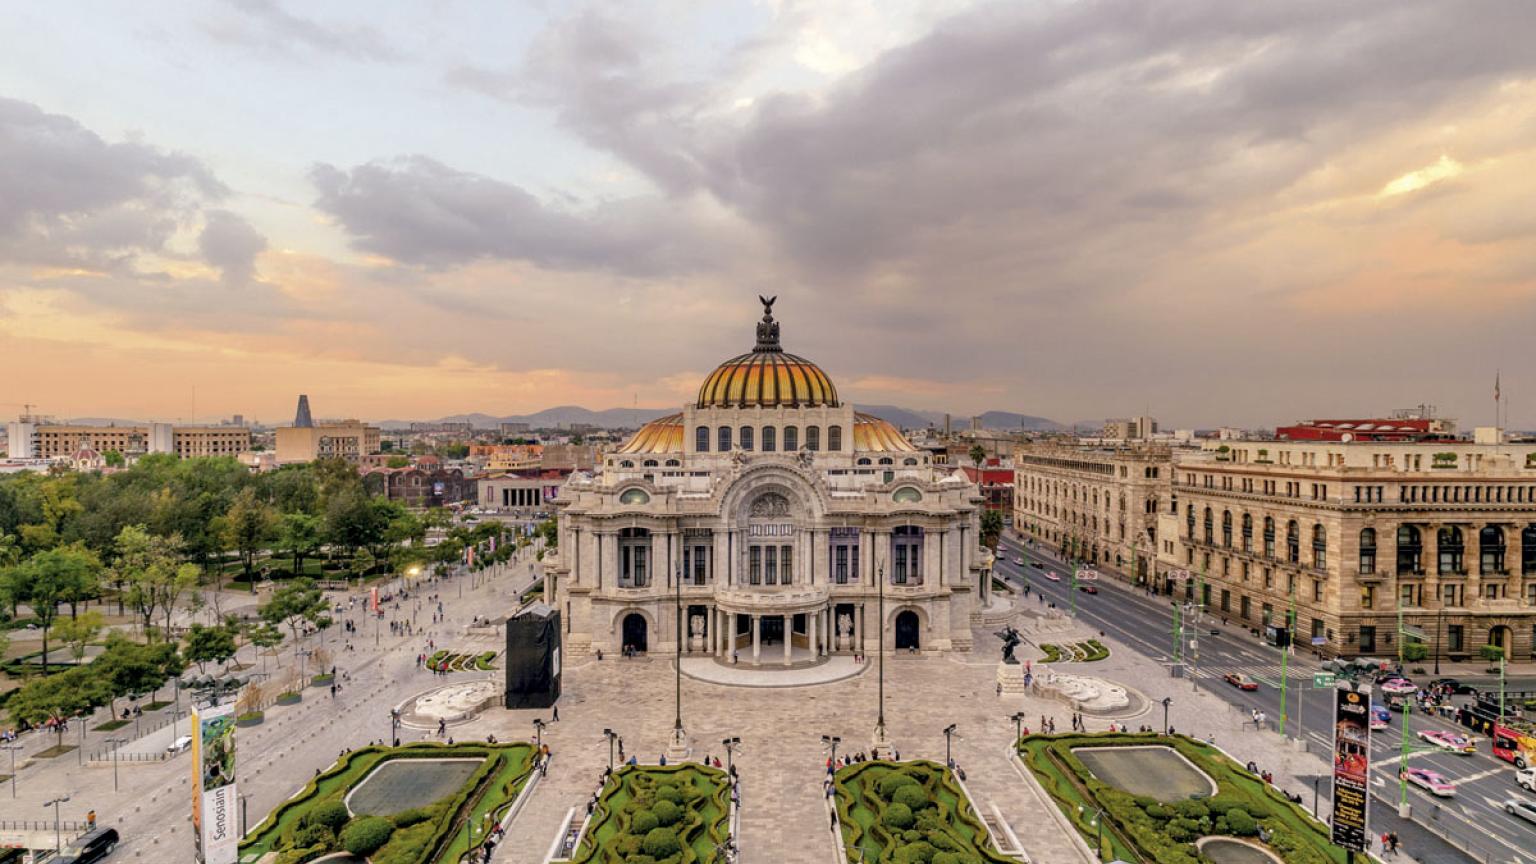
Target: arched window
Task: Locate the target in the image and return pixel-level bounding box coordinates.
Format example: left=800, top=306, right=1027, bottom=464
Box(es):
left=762, top=426, right=776, bottom=452
left=1523, top=525, right=1536, bottom=576
left=828, top=425, right=843, bottom=451
left=739, top=426, right=755, bottom=451
left=718, top=426, right=731, bottom=452
left=856, top=458, right=872, bottom=466
left=783, top=426, right=798, bottom=451
left=695, top=426, right=709, bottom=452
left=1286, top=520, right=1299, bottom=564
left=1437, top=526, right=1464, bottom=574
left=1186, top=505, right=1196, bottom=539
left=1221, top=511, right=1232, bottom=547
left=664, top=459, right=680, bottom=467
left=1311, top=523, right=1326, bottom=569
left=903, top=457, right=918, bottom=466
left=1203, top=507, right=1214, bottom=544
left=878, top=457, right=893, bottom=465
left=805, top=426, right=820, bottom=451
left=619, top=460, right=635, bottom=468
left=1241, top=514, right=1253, bottom=553
left=1263, top=517, right=1276, bottom=558
left=1479, top=525, right=1505, bottom=574
left=643, top=459, right=658, bottom=468
left=1396, top=525, right=1422, bottom=575
left=1359, top=528, right=1376, bottom=573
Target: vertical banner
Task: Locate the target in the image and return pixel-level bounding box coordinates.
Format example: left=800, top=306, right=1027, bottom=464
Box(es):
left=370, top=586, right=379, bottom=613
left=191, top=702, right=238, bottom=864
left=1330, top=686, right=1370, bottom=852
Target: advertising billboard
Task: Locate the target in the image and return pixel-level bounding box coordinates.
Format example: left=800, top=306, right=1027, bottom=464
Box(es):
left=1330, top=686, right=1371, bottom=852
left=191, top=702, right=238, bottom=864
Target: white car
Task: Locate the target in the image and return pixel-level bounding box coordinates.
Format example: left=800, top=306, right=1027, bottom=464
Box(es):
left=1518, top=767, right=1535, bottom=792
left=1418, top=730, right=1476, bottom=754
left=1506, top=798, right=1536, bottom=826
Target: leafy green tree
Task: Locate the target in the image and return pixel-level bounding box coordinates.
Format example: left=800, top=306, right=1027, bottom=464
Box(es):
left=385, top=455, right=411, bottom=469
left=276, top=512, right=322, bottom=577
left=184, top=622, right=238, bottom=674
left=19, top=545, right=102, bottom=673
left=7, top=665, right=109, bottom=745
left=54, top=610, right=105, bottom=665
left=969, top=443, right=987, bottom=472
left=103, top=450, right=125, bottom=468
left=95, top=633, right=163, bottom=718
left=535, top=518, right=558, bottom=549
left=249, top=623, right=284, bottom=673
left=113, top=525, right=197, bottom=638
left=260, top=578, right=326, bottom=659
left=217, top=486, right=277, bottom=586
left=323, top=487, right=386, bottom=558
left=980, top=509, right=1004, bottom=551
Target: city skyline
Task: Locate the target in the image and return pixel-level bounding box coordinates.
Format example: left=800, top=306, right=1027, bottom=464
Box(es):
left=3, top=1, right=1535, bottom=428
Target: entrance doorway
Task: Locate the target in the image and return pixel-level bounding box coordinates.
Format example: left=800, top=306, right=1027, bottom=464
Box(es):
left=1488, top=625, right=1512, bottom=654
left=760, top=616, right=785, bottom=645
left=894, top=610, right=920, bottom=651
left=621, top=613, right=648, bottom=653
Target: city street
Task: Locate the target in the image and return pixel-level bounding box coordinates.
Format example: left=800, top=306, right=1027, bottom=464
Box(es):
left=997, top=532, right=1536, bottom=864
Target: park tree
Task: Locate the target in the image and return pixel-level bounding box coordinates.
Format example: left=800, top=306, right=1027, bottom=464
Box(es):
left=7, top=665, right=110, bottom=746
left=184, top=622, right=238, bottom=674
left=980, top=510, right=1004, bottom=551
left=113, top=525, right=198, bottom=638
left=19, top=545, right=102, bottom=673
left=54, top=610, right=105, bottom=666
left=249, top=623, right=284, bottom=673
left=276, top=512, right=322, bottom=578
left=260, top=577, right=326, bottom=660
left=323, top=486, right=386, bottom=558
left=969, top=443, right=987, bottom=473
left=218, top=486, right=278, bottom=586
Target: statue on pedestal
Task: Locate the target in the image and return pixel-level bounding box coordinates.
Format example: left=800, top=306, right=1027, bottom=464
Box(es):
left=994, top=625, right=1022, bottom=665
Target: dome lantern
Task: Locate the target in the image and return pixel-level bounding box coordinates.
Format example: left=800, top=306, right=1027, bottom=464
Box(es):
left=696, top=298, right=840, bottom=409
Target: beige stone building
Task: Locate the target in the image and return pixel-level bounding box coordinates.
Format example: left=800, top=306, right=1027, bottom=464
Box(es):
left=544, top=300, right=989, bottom=665
left=8, top=422, right=250, bottom=460
left=1013, top=443, right=1170, bottom=583
left=275, top=420, right=382, bottom=464
left=1161, top=440, right=1536, bottom=661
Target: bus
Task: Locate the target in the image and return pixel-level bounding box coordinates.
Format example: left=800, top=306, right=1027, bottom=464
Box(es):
left=1490, top=719, right=1536, bottom=769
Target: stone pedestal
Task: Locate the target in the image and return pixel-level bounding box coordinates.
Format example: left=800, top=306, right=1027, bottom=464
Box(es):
left=690, top=635, right=706, bottom=653
left=996, top=662, right=1029, bottom=695
left=666, top=726, right=691, bottom=761
left=871, top=723, right=895, bottom=760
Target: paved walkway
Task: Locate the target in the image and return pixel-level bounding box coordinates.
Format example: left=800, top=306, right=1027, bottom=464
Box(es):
left=679, top=654, right=866, bottom=687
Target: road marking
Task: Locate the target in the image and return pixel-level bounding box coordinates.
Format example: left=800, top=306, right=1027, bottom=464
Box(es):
left=1462, top=766, right=1511, bottom=784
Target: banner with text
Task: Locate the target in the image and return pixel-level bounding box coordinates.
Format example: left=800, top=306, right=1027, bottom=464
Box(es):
left=1330, top=686, right=1370, bottom=852
left=192, top=701, right=238, bottom=864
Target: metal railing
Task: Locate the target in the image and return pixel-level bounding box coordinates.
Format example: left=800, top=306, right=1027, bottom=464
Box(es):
left=0, top=819, right=92, bottom=832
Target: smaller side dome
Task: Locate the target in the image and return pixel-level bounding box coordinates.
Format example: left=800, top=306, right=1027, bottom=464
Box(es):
left=852, top=413, right=918, bottom=452
left=617, top=413, right=684, bottom=454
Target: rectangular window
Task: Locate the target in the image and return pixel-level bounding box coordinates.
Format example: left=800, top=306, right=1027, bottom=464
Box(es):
left=1358, top=625, right=1376, bottom=654
left=1241, top=595, right=1251, bottom=619
left=1448, top=624, right=1464, bottom=652
left=764, top=545, right=777, bottom=584
left=749, top=546, right=761, bottom=585
left=1360, top=585, right=1374, bottom=609
left=1399, top=584, right=1417, bottom=607
left=781, top=545, right=793, bottom=585
left=1442, top=583, right=1461, bottom=607
left=1484, top=583, right=1499, bottom=600
left=1311, top=618, right=1325, bottom=640
left=1221, top=589, right=1231, bottom=612
left=834, top=545, right=849, bottom=584
left=1313, top=580, right=1323, bottom=602
left=894, top=544, right=909, bottom=584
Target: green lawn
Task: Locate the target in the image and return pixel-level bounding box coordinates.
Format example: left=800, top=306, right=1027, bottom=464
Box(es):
left=1020, top=733, right=1346, bottom=864
left=240, top=741, right=534, bottom=864
left=572, top=764, right=731, bottom=863
left=834, top=760, right=1015, bottom=864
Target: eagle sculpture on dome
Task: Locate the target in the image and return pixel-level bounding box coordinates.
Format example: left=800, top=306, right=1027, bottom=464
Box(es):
left=755, top=294, right=781, bottom=350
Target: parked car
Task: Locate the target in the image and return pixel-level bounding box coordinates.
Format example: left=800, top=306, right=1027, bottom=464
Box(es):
left=1078, top=584, right=1098, bottom=594
left=1418, top=730, right=1477, bottom=754
left=1223, top=673, right=1260, bottom=691
left=1378, top=677, right=1417, bottom=695
left=167, top=736, right=192, bottom=755
left=1505, top=798, right=1536, bottom=826
left=1401, top=767, right=1457, bottom=797
left=1428, top=678, right=1478, bottom=695
left=1517, top=767, right=1535, bottom=792
left=1013, top=557, right=1024, bottom=566
left=56, top=827, right=120, bottom=863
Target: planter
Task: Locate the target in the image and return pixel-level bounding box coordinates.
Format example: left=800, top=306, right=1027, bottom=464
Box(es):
left=276, top=692, right=303, bottom=706
left=236, top=711, right=265, bottom=728
left=311, top=674, right=335, bottom=687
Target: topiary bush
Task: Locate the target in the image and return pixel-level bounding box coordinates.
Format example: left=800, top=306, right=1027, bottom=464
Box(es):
left=884, top=802, right=916, bottom=830
left=654, top=783, right=683, bottom=804
left=892, top=783, right=931, bottom=811
left=339, top=815, right=395, bottom=857
left=306, top=800, right=350, bottom=833
left=630, top=810, right=659, bottom=835
left=640, top=827, right=681, bottom=858
left=651, top=799, right=682, bottom=826
left=878, top=772, right=920, bottom=799
left=390, top=807, right=431, bottom=828
left=1225, top=807, right=1258, bottom=836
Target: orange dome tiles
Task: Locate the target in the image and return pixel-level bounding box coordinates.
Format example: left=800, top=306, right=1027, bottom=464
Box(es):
left=695, top=351, right=839, bottom=409
left=617, top=413, right=684, bottom=454
left=853, top=413, right=918, bottom=452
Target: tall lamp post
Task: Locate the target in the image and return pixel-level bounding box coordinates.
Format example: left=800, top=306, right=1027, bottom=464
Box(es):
left=820, top=735, right=840, bottom=771
left=603, top=728, right=619, bottom=773
left=390, top=709, right=402, bottom=747
left=674, top=563, right=684, bottom=747
left=942, top=724, right=958, bottom=769
left=723, top=737, right=742, bottom=776
left=3, top=744, right=21, bottom=797
left=1010, top=712, right=1026, bottom=747
left=1160, top=697, right=1172, bottom=735
left=44, top=795, right=70, bottom=856
left=875, top=561, right=887, bottom=755
left=533, top=718, right=547, bottom=750
left=107, top=737, right=128, bottom=791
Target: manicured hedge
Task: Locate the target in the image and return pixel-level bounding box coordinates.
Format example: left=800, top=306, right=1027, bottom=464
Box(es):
left=572, top=764, right=730, bottom=863
left=834, top=760, right=1015, bottom=864
left=1020, top=732, right=1345, bottom=864
left=1038, top=641, right=1109, bottom=663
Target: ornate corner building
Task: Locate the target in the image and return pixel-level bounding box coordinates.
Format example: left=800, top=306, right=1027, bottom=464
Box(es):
left=541, top=299, right=989, bottom=664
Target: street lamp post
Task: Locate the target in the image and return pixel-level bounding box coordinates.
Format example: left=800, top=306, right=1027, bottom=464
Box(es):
left=875, top=561, right=887, bottom=753
left=723, top=737, right=742, bottom=776
left=108, top=737, right=127, bottom=791
left=44, top=795, right=70, bottom=856
left=942, top=724, right=957, bottom=769
left=3, top=744, right=20, bottom=797
left=1433, top=606, right=1444, bottom=675
left=390, top=709, right=402, bottom=747
left=603, top=728, right=619, bottom=773
left=820, top=735, right=840, bottom=771
left=1011, top=712, right=1025, bottom=747
left=1160, top=697, right=1172, bottom=735
left=674, top=563, right=684, bottom=746
left=1078, top=805, right=1106, bottom=860
left=533, top=718, right=546, bottom=750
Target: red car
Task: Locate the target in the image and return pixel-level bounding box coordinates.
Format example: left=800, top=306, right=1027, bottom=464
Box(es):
left=1223, top=673, right=1259, bottom=691
left=1078, top=584, right=1098, bottom=594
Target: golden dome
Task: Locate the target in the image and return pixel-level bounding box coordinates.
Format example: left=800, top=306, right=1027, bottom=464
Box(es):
left=853, top=413, right=918, bottom=452
left=696, top=297, right=840, bottom=409
left=617, top=413, right=683, bottom=454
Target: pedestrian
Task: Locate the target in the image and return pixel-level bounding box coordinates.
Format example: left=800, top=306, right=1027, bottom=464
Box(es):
left=553, top=706, right=559, bottom=722
left=996, top=682, right=1003, bottom=698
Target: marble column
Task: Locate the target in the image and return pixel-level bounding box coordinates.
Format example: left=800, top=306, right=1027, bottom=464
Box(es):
left=809, top=608, right=819, bottom=658
left=783, top=616, right=793, bottom=665
left=752, top=615, right=761, bottom=664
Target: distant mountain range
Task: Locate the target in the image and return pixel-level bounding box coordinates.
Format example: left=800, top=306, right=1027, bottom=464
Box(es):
left=379, top=404, right=1064, bottom=432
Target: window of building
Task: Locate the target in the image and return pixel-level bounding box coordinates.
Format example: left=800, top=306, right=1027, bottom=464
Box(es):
left=780, top=545, right=793, bottom=584
left=1186, top=505, right=1196, bottom=540
left=827, top=425, right=842, bottom=451
left=739, top=426, right=755, bottom=451
left=783, top=426, right=798, bottom=451
left=1443, top=583, right=1462, bottom=607
left=760, top=426, right=776, bottom=452
left=1241, top=514, right=1253, bottom=552
left=1447, top=624, right=1464, bottom=653
left=1221, top=589, right=1231, bottom=612
left=1263, top=517, right=1276, bottom=558
left=1263, top=568, right=1273, bottom=589
left=892, top=526, right=924, bottom=584
left=806, top=426, right=820, bottom=451
left=1311, top=523, right=1327, bottom=569
left=619, top=527, right=650, bottom=588
left=1524, top=525, right=1536, bottom=575
left=1203, top=507, right=1214, bottom=544
left=1241, top=595, right=1252, bottom=619
left=1286, top=520, right=1300, bottom=564
left=1312, top=579, right=1323, bottom=602
left=683, top=533, right=713, bottom=585
left=1397, top=525, right=1422, bottom=575
left=1399, top=583, right=1418, bottom=607
left=1359, top=528, right=1376, bottom=574
left=695, top=426, right=709, bottom=452
left=1358, top=625, right=1376, bottom=654
left=1437, top=526, right=1464, bottom=574
left=1360, top=584, right=1374, bottom=609
left=1311, top=618, right=1325, bottom=641
left=1480, top=525, right=1506, bottom=574
left=830, top=528, right=859, bottom=584
left=1484, top=583, right=1501, bottom=600
left=1222, top=511, right=1232, bottom=547
left=718, top=426, right=732, bottom=451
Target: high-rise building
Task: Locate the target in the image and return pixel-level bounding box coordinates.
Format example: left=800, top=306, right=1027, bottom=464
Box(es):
left=293, top=395, right=314, bottom=428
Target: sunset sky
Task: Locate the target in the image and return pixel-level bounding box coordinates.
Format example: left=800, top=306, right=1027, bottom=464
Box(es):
left=2, top=1, right=1534, bottom=428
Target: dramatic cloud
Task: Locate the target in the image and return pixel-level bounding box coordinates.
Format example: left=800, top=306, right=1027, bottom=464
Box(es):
left=204, top=0, right=402, bottom=62
left=199, top=209, right=267, bottom=284
left=309, top=156, right=742, bottom=274
left=0, top=96, right=221, bottom=269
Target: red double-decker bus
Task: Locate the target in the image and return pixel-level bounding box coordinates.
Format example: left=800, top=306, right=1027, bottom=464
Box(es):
left=1491, top=718, right=1536, bottom=769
